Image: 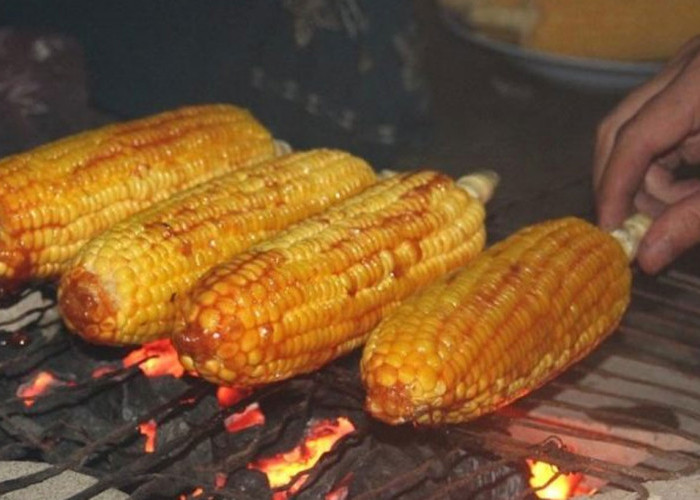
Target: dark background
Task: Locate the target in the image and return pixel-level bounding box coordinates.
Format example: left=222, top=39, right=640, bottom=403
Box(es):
left=1, top=0, right=637, bottom=236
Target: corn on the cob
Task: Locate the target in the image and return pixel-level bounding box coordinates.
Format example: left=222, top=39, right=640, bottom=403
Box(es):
left=0, top=104, right=275, bottom=295
left=361, top=214, right=651, bottom=425
left=440, top=0, right=700, bottom=61
left=173, top=169, right=499, bottom=387
left=58, top=149, right=376, bottom=346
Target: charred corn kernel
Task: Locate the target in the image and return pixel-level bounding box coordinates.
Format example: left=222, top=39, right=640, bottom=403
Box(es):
left=440, top=0, right=700, bottom=61
left=361, top=215, right=651, bottom=425
left=0, top=104, right=276, bottom=294
left=174, top=170, right=499, bottom=387
left=58, top=149, right=376, bottom=346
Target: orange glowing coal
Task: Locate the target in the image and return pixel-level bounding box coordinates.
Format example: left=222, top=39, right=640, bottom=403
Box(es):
left=249, top=417, right=355, bottom=499
left=527, top=459, right=582, bottom=499
left=17, top=371, right=73, bottom=407
left=214, top=472, right=228, bottom=489
left=225, top=403, right=265, bottom=433
left=91, top=365, right=118, bottom=378
left=178, top=487, right=204, bottom=499
left=138, top=419, right=157, bottom=453
left=216, top=386, right=250, bottom=408
left=123, top=339, right=184, bottom=378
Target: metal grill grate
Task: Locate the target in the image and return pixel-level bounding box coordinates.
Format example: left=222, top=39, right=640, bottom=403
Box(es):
left=1, top=178, right=700, bottom=499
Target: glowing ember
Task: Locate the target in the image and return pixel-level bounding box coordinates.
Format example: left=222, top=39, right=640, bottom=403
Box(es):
left=325, top=483, right=350, bottom=500
left=91, top=365, right=118, bottom=378
left=325, top=472, right=353, bottom=500
left=17, top=371, right=72, bottom=407
left=123, top=339, right=184, bottom=378
left=216, top=386, right=250, bottom=408
left=225, top=403, right=265, bottom=433
left=214, top=472, right=227, bottom=489
left=178, top=487, right=204, bottom=500
left=138, top=419, right=157, bottom=453
left=249, top=417, right=355, bottom=496
left=527, top=459, right=581, bottom=499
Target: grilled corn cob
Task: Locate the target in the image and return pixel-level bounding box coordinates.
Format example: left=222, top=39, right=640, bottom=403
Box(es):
left=0, top=104, right=275, bottom=294
left=361, top=214, right=651, bottom=425
left=173, top=169, right=498, bottom=387
left=58, top=149, right=376, bottom=346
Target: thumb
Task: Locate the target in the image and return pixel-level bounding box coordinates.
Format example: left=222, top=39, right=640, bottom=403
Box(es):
left=637, top=193, right=700, bottom=274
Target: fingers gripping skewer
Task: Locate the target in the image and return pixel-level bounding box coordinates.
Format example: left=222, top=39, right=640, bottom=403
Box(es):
left=610, top=213, right=653, bottom=261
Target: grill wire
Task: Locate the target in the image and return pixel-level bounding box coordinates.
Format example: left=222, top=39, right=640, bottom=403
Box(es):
left=0, top=180, right=699, bottom=499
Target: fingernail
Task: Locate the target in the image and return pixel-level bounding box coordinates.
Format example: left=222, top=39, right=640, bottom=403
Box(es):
left=640, top=236, right=674, bottom=272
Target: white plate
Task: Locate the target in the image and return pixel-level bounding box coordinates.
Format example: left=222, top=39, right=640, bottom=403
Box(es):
left=441, top=9, right=664, bottom=91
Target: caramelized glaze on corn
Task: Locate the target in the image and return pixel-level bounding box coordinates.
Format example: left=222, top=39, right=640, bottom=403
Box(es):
left=362, top=217, right=633, bottom=425
left=174, top=170, right=495, bottom=387
left=58, top=149, right=376, bottom=346
left=0, top=104, right=275, bottom=294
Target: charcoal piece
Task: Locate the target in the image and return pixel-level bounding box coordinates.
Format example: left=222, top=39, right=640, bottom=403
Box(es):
left=295, top=438, right=371, bottom=500
left=447, top=455, right=530, bottom=500
left=219, top=468, right=272, bottom=500
left=116, top=376, right=190, bottom=422
left=180, top=392, right=219, bottom=424
left=0, top=28, right=107, bottom=156
left=211, top=422, right=263, bottom=465
left=343, top=431, right=529, bottom=500
left=0, top=443, right=34, bottom=461
left=156, top=419, right=213, bottom=475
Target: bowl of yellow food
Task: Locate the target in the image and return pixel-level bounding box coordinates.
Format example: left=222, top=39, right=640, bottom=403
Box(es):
left=438, top=0, right=700, bottom=90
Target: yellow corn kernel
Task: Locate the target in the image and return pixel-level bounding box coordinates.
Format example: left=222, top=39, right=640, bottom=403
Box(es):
left=0, top=104, right=276, bottom=294
left=58, top=149, right=376, bottom=346
left=174, top=169, right=497, bottom=387
left=361, top=217, right=634, bottom=425
left=440, top=0, right=700, bottom=61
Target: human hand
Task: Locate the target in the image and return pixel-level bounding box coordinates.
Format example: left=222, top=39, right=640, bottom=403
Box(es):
left=594, top=36, right=700, bottom=274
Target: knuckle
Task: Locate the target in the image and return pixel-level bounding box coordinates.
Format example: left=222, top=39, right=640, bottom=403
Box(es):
left=595, top=115, right=616, bottom=145
left=615, top=116, right=646, bottom=149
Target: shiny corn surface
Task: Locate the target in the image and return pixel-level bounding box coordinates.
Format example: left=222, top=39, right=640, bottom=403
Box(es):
left=362, top=217, right=631, bottom=425
left=174, top=170, right=488, bottom=387
left=58, top=149, right=376, bottom=346
left=0, top=104, right=275, bottom=294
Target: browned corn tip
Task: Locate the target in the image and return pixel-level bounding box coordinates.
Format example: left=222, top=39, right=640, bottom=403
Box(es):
left=59, top=266, right=119, bottom=345
left=58, top=149, right=377, bottom=347
left=361, top=216, right=632, bottom=425
left=0, top=103, right=275, bottom=294
left=174, top=169, right=491, bottom=388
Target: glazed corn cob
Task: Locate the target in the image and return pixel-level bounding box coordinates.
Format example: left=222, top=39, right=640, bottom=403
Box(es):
left=361, top=214, right=651, bottom=425
left=174, top=169, right=499, bottom=387
left=0, top=104, right=276, bottom=294
left=58, top=149, right=376, bottom=346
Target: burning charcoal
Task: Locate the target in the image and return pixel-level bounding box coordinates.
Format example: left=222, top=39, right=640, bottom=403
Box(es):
left=121, top=376, right=191, bottom=421
left=154, top=419, right=214, bottom=479
left=448, top=456, right=530, bottom=500
left=222, top=468, right=272, bottom=500
left=0, top=330, right=32, bottom=349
